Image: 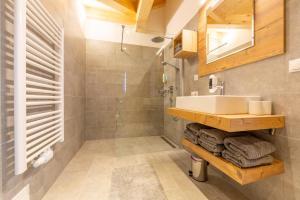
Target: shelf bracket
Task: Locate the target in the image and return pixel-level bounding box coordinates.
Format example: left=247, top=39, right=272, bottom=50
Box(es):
left=269, top=128, right=277, bottom=135
left=172, top=117, right=179, bottom=121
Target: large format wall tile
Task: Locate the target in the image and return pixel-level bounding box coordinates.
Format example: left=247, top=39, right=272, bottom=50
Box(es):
left=163, top=0, right=300, bottom=199
left=85, top=40, right=163, bottom=139
left=0, top=0, right=86, bottom=199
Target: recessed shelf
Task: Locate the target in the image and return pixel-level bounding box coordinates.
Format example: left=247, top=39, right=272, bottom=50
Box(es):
left=182, top=139, right=284, bottom=185
left=173, top=30, right=197, bottom=58
left=168, top=108, right=285, bottom=132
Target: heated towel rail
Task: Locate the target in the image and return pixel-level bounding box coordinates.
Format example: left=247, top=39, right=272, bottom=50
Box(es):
left=13, top=0, right=64, bottom=175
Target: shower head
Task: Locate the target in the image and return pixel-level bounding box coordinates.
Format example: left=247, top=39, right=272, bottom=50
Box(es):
left=151, top=36, right=173, bottom=43
left=161, top=61, right=179, bottom=70
left=152, top=36, right=165, bottom=43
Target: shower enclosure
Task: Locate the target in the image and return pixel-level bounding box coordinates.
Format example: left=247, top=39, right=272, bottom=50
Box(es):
left=85, top=40, right=164, bottom=139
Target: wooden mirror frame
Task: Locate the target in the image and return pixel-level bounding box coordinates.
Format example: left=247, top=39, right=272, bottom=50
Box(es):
left=198, top=0, right=285, bottom=77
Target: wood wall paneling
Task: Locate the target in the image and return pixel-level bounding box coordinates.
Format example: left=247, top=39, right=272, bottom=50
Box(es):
left=198, top=0, right=285, bottom=76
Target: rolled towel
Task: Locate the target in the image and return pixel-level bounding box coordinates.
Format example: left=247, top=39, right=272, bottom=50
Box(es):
left=222, top=150, right=274, bottom=168
left=184, top=129, right=198, bottom=144
left=186, top=123, right=210, bottom=136
left=198, top=137, right=224, bottom=156
left=224, top=135, right=276, bottom=160
left=199, top=129, right=228, bottom=144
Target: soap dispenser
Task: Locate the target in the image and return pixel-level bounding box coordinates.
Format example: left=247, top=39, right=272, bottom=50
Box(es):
left=209, top=75, right=218, bottom=93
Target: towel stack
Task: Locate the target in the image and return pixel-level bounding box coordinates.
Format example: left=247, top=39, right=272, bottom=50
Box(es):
left=184, top=123, right=209, bottom=144
left=222, top=135, right=276, bottom=168
left=198, top=129, right=227, bottom=156
left=183, top=123, right=276, bottom=168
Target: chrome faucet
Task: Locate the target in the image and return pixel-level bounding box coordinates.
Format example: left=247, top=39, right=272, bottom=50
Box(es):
left=218, top=81, right=225, bottom=95
left=209, top=75, right=225, bottom=95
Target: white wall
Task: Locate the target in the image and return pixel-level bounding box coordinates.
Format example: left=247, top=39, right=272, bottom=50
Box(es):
left=84, top=19, right=162, bottom=48
left=84, top=0, right=206, bottom=48
left=165, top=0, right=206, bottom=36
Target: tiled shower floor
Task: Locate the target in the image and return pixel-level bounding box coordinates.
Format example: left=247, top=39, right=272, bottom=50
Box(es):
left=42, top=136, right=249, bottom=200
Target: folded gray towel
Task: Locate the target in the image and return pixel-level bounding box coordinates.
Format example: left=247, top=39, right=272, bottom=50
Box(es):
left=185, top=127, right=198, bottom=136
left=199, top=129, right=228, bottom=144
left=186, top=123, right=210, bottom=136
left=224, top=135, right=276, bottom=160
left=184, top=129, right=198, bottom=144
left=198, top=137, right=224, bottom=156
left=222, top=150, right=274, bottom=168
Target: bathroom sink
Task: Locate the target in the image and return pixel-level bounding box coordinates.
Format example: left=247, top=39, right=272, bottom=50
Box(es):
left=176, top=95, right=260, bottom=114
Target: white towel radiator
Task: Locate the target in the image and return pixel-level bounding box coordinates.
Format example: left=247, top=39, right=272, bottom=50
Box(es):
left=13, top=0, right=64, bottom=175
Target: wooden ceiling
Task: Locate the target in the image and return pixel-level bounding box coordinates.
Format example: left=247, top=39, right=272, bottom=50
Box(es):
left=207, top=0, right=254, bottom=25
left=131, top=0, right=166, bottom=9
left=83, top=0, right=166, bottom=32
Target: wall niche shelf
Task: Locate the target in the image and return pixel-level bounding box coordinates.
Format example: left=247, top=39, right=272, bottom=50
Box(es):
left=182, top=139, right=284, bottom=185
left=173, top=30, right=197, bottom=58
left=168, top=108, right=285, bottom=132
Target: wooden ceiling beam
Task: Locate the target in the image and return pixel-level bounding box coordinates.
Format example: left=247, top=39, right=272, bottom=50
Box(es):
left=85, top=7, right=136, bottom=25
left=97, top=0, right=136, bottom=16
left=153, top=0, right=166, bottom=9
left=135, top=0, right=155, bottom=32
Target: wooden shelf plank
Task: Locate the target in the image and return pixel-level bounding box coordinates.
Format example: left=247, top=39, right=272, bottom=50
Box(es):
left=168, top=108, right=285, bottom=132
left=174, top=50, right=194, bottom=58
left=182, top=139, right=284, bottom=185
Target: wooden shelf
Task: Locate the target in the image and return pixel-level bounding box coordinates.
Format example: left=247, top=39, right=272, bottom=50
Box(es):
left=168, top=108, right=285, bottom=132
left=182, top=139, right=284, bottom=185
left=173, top=30, right=197, bottom=58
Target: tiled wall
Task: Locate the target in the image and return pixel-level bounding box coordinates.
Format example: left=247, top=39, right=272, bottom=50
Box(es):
left=85, top=40, right=164, bottom=139
left=0, top=0, right=86, bottom=199
left=0, top=1, right=3, bottom=199
left=163, top=52, right=185, bottom=145
left=164, top=0, right=300, bottom=199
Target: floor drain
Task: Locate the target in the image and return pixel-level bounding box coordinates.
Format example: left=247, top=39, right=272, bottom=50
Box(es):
left=160, top=136, right=177, bottom=149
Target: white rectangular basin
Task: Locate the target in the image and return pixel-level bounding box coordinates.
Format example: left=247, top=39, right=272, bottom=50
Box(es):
left=176, top=95, right=261, bottom=114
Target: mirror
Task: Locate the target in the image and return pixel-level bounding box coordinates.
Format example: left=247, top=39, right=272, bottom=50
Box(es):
left=206, top=0, right=254, bottom=63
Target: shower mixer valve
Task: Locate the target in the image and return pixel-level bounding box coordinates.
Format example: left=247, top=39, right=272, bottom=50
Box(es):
left=169, top=86, right=175, bottom=94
